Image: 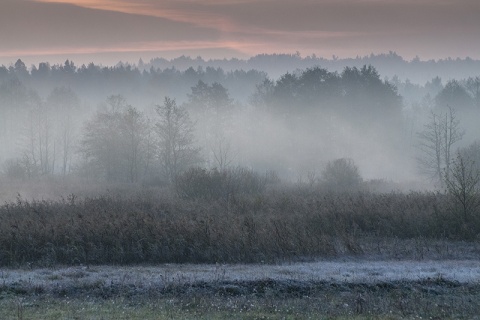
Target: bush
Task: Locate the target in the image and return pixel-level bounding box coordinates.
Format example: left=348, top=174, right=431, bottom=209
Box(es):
left=321, top=158, right=362, bottom=192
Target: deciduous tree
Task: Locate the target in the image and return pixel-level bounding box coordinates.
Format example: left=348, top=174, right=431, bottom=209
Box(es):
left=417, top=106, right=464, bottom=186
left=444, top=152, right=480, bottom=223
left=80, top=95, right=150, bottom=182
left=155, top=97, right=200, bottom=183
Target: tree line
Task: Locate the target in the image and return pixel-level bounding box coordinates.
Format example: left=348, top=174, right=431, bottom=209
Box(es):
left=0, top=60, right=480, bottom=190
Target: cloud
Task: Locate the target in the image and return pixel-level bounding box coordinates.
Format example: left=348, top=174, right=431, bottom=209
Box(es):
left=32, top=0, right=480, bottom=34
left=1, top=0, right=479, bottom=64
left=1, top=1, right=220, bottom=51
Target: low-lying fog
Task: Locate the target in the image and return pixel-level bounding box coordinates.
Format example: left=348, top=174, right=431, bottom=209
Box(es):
left=0, top=55, right=479, bottom=200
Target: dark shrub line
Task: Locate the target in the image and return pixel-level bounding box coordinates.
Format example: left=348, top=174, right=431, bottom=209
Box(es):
left=0, top=190, right=478, bottom=267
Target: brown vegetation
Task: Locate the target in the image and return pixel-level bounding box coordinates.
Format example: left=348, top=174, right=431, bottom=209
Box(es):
left=0, top=178, right=479, bottom=267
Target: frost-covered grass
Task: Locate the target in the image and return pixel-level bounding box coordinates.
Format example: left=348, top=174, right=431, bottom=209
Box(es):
left=1, top=259, right=480, bottom=319
left=1, top=259, right=480, bottom=290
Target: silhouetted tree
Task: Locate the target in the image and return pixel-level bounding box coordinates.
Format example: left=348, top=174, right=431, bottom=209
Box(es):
left=341, top=65, right=402, bottom=121
left=80, top=95, right=150, bottom=182
left=249, top=78, right=274, bottom=110
left=417, top=106, right=464, bottom=186
left=0, top=66, right=8, bottom=82
left=155, top=97, right=200, bottom=183
left=271, top=73, right=300, bottom=114
left=188, top=80, right=233, bottom=114
left=46, top=87, right=81, bottom=175
left=460, top=141, right=480, bottom=175
left=187, top=81, right=234, bottom=168
left=31, top=62, right=51, bottom=80
left=120, top=106, right=151, bottom=182
left=445, top=152, right=480, bottom=224
left=464, top=77, right=480, bottom=108
left=435, top=80, right=474, bottom=111
left=253, top=65, right=401, bottom=122
left=81, top=98, right=124, bottom=181
left=12, top=59, right=28, bottom=80
left=22, top=92, right=47, bottom=177
left=297, top=67, right=340, bottom=108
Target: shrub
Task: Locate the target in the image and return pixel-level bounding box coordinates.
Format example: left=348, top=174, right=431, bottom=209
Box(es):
left=321, top=158, right=363, bottom=192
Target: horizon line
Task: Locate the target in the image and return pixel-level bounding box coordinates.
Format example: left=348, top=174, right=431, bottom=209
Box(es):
left=2, top=51, right=480, bottom=69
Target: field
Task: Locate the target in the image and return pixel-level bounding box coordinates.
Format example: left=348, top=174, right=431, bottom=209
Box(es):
left=2, top=256, right=480, bottom=319
left=1, top=179, right=480, bottom=319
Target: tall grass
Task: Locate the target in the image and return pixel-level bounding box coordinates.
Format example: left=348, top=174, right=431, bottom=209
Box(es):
left=1, top=179, right=479, bottom=267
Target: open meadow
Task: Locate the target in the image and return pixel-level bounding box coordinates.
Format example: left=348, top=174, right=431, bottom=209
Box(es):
left=1, top=179, right=480, bottom=319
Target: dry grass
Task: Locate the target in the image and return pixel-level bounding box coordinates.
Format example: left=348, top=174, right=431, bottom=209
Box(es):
left=0, top=181, right=479, bottom=267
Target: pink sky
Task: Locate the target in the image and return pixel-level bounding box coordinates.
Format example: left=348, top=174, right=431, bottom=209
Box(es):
left=1, top=0, right=479, bottom=65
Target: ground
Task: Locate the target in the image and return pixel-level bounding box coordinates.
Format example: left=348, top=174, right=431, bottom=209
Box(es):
left=1, top=257, right=480, bottom=319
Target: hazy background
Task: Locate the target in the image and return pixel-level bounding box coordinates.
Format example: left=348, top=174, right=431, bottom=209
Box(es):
left=0, top=0, right=480, bottom=200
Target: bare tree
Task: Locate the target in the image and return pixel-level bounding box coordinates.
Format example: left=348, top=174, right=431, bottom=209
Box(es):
left=23, top=94, right=55, bottom=176
left=80, top=95, right=150, bottom=182
left=46, top=87, right=81, bottom=177
left=187, top=81, right=233, bottom=168
left=23, top=105, right=40, bottom=178
left=155, top=97, right=200, bottom=183
left=212, top=136, right=235, bottom=171
left=120, top=106, right=149, bottom=183
left=80, top=102, right=123, bottom=181
left=444, top=152, right=480, bottom=222
left=60, top=114, right=73, bottom=177
left=417, top=106, right=464, bottom=186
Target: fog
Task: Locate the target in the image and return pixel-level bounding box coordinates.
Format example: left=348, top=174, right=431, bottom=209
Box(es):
left=0, top=54, right=479, bottom=200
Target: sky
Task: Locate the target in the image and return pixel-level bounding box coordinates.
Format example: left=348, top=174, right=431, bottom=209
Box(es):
left=1, top=0, right=479, bottom=66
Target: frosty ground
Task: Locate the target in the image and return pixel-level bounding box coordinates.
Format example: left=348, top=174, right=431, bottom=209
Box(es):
left=1, top=256, right=480, bottom=319
left=2, top=259, right=480, bottom=290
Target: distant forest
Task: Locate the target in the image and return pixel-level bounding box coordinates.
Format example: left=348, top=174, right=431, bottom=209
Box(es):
left=143, top=52, right=480, bottom=83
left=0, top=53, right=479, bottom=190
